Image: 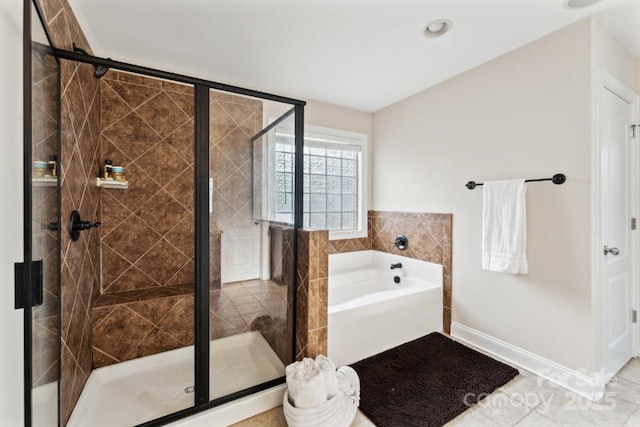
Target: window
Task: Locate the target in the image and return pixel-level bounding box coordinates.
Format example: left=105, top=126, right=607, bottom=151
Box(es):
left=273, top=124, right=367, bottom=239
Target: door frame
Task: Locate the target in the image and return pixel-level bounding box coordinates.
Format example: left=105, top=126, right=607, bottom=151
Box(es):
left=592, top=69, right=639, bottom=387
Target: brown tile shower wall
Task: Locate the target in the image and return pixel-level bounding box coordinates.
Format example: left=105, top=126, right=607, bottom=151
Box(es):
left=296, top=230, right=329, bottom=360
left=91, top=285, right=194, bottom=367
left=40, top=0, right=102, bottom=423
left=266, top=224, right=296, bottom=363
left=329, top=210, right=453, bottom=334
left=100, top=72, right=195, bottom=294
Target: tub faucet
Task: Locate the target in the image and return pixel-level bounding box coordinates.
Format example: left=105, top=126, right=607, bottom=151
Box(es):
left=390, top=262, right=402, bottom=270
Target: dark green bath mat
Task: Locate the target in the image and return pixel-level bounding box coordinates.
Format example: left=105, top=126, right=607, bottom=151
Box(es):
left=351, top=332, right=519, bottom=427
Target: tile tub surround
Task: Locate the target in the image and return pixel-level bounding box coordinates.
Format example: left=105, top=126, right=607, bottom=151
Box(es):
left=266, top=224, right=296, bottom=364
left=296, top=229, right=329, bottom=360
left=329, top=210, right=453, bottom=333
left=39, top=0, right=102, bottom=423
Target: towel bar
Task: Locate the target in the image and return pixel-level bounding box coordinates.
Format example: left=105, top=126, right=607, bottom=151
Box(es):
left=465, top=173, right=566, bottom=190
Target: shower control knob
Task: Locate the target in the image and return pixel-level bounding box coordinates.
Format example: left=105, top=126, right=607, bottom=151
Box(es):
left=395, top=235, right=408, bottom=251
left=69, top=210, right=101, bottom=242
left=603, top=245, right=620, bottom=256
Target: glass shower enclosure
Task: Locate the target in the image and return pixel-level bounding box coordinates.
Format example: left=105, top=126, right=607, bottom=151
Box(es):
left=22, top=2, right=305, bottom=426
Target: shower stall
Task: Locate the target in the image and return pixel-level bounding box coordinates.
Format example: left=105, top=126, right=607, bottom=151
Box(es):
left=22, top=1, right=305, bottom=426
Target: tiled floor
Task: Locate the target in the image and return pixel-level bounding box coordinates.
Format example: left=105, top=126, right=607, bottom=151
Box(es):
left=232, top=358, right=640, bottom=427
left=211, top=279, right=288, bottom=339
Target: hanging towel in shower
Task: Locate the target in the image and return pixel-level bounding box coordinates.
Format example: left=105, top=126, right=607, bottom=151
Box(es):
left=482, top=179, right=528, bottom=274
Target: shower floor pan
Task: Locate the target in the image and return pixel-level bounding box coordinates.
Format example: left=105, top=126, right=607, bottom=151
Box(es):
left=67, top=331, right=285, bottom=427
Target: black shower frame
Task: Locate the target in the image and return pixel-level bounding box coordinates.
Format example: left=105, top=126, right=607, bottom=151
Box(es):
left=24, top=1, right=306, bottom=426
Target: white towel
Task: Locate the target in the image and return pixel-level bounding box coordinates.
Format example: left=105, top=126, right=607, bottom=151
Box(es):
left=283, top=365, right=360, bottom=427
left=314, top=355, right=339, bottom=399
left=286, top=358, right=328, bottom=408
left=482, top=179, right=528, bottom=274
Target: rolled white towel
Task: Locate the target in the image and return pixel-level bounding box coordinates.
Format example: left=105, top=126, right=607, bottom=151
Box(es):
left=314, top=355, right=339, bottom=399
left=336, top=366, right=360, bottom=404
left=283, top=365, right=361, bottom=427
left=286, top=359, right=328, bottom=408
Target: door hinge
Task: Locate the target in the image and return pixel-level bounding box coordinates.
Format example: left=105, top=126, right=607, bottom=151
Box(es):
left=14, top=260, right=43, bottom=310
left=633, top=310, right=638, bottom=324
left=633, top=125, right=639, bottom=139
left=632, top=218, right=637, bottom=230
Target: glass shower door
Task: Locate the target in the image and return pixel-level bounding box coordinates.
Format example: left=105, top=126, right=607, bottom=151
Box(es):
left=28, top=3, right=60, bottom=426
left=208, top=90, right=296, bottom=400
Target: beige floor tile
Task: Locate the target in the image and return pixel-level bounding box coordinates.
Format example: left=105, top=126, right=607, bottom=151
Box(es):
left=229, top=407, right=286, bottom=427
left=230, top=407, right=372, bottom=427
left=534, top=389, right=637, bottom=427
left=618, top=359, right=640, bottom=385
left=350, top=410, right=376, bottom=427
left=476, top=391, right=532, bottom=426
left=515, top=410, right=561, bottom=426
left=608, top=375, right=640, bottom=406
left=498, top=373, right=558, bottom=409
left=623, top=406, right=640, bottom=426
left=534, top=390, right=596, bottom=426
left=445, top=407, right=500, bottom=426
left=587, top=395, right=638, bottom=427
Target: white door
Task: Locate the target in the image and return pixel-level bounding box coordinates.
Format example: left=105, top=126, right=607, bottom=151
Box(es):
left=600, top=82, right=635, bottom=379
left=221, top=221, right=261, bottom=283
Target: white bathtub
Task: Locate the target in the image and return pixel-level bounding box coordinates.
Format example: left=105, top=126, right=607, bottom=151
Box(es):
left=328, top=250, right=443, bottom=367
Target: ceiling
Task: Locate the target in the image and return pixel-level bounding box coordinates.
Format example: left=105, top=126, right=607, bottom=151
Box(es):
left=68, top=0, right=639, bottom=113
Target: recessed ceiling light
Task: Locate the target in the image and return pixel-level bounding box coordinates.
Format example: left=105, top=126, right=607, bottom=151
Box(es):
left=423, top=19, right=452, bottom=39
left=563, top=0, right=603, bottom=9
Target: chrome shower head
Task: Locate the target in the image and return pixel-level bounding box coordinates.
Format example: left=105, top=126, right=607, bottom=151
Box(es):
left=72, top=43, right=110, bottom=79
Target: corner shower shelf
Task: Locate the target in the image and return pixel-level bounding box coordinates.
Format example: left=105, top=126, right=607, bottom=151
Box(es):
left=32, top=177, right=58, bottom=187
left=96, top=178, right=129, bottom=189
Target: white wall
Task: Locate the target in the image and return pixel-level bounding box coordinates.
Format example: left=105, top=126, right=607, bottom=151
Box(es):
left=592, top=19, right=637, bottom=92
left=373, top=20, right=593, bottom=371
left=0, top=0, right=26, bottom=425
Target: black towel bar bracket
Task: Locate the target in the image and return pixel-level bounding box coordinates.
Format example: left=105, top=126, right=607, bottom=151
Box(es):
left=465, top=173, right=566, bottom=190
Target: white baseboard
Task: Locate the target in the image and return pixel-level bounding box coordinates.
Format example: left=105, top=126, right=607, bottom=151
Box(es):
left=451, top=322, right=604, bottom=402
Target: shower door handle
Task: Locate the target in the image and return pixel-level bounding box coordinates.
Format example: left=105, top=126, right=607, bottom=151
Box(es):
left=603, top=246, right=620, bottom=256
